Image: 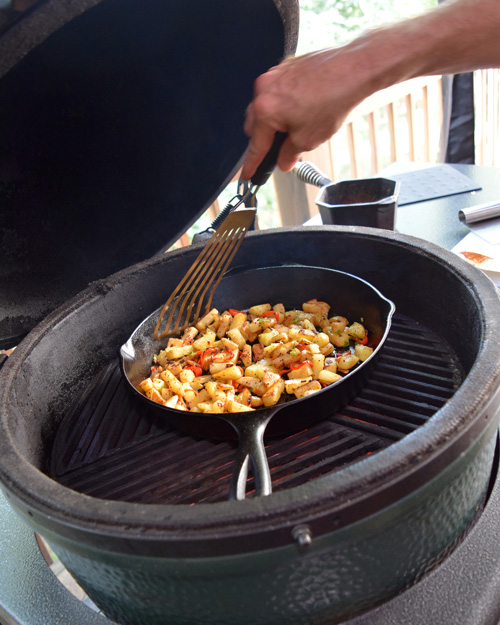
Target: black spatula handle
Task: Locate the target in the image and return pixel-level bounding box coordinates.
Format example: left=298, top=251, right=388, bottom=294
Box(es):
left=250, top=131, right=288, bottom=187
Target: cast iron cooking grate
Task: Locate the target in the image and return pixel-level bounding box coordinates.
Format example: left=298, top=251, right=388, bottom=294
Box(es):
left=50, top=313, right=464, bottom=503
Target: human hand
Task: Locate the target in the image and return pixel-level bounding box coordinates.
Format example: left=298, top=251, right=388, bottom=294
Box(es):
left=241, top=47, right=370, bottom=180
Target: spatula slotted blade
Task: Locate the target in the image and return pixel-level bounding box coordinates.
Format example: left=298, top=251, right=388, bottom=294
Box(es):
left=154, top=208, right=256, bottom=339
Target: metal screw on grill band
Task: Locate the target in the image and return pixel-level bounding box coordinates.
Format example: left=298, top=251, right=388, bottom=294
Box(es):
left=292, top=524, right=312, bottom=548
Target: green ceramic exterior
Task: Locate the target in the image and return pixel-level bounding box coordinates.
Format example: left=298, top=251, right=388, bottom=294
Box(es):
left=34, top=426, right=496, bottom=625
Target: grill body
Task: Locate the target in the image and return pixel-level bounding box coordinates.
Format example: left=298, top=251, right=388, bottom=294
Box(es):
left=42, top=428, right=496, bottom=625
left=2, top=227, right=500, bottom=624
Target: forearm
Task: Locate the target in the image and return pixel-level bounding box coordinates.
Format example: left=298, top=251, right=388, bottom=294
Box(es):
left=241, top=0, right=500, bottom=178
left=354, top=0, right=500, bottom=95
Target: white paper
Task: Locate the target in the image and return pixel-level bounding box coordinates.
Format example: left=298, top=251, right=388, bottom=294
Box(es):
left=452, top=231, right=500, bottom=286
left=468, top=218, right=500, bottom=245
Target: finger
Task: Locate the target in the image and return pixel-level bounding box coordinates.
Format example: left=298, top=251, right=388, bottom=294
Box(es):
left=277, top=137, right=302, bottom=172
left=243, top=103, right=255, bottom=138
left=240, top=127, right=276, bottom=181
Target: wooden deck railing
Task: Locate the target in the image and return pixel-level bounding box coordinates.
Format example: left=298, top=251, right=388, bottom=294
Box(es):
left=174, top=68, right=499, bottom=247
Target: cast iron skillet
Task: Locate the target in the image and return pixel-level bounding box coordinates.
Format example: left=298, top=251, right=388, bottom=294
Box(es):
left=120, top=265, right=395, bottom=500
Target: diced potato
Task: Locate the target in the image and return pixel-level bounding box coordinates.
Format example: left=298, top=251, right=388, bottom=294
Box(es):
left=146, top=387, right=167, bottom=405
left=165, top=394, right=187, bottom=410
left=259, top=328, right=280, bottom=346
left=162, top=361, right=182, bottom=375
left=195, top=308, right=219, bottom=332
left=330, top=316, right=348, bottom=333
left=355, top=343, right=374, bottom=361
left=300, top=389, right=323, bottom=398
left=196, top=402, right=215, bottom=413
left=328, top=330, right=351, bottom=349
left=187, top=389, right=210, bottom=409
left=250, top=396, right=264, bottom=408
left=244, top=364, right=266, bottom=379
left=287, top=326, right=301, bottom=340
left=303, top=299, right=330, bottom=316
left=212, top=349, right=238, bottom=365
left=140, top=296, right=371, bottom=415
left=182, top=385, right=197, bottom=403
left=212, top=365, right=244, bottom=382
left=311, top=353, right=325, bottom=379
left=318, top=370, right=342, bottom=385
left=220, top=337, right=239, bottom=351
left=216, top=314, right=232, bottom=339
left=166, top=376, right=184, bottom=396
left=312, top=332, right=330, bottom=348
left=261, top=370, right=281, bottom=388
left=240, top=322, right=259, bottom=343
left=262, top=342, right=281, bottom=357
left=226, top=399, right=255, bottom=413
left=273, top=303, right=286, bottom=322
left=324, top=357, right=338, bottom=373
left=307, top=343, right=321, bottom=354
left=287, top=363, right=314, bottom=379
left=238, top=376, right=267, bottom=396
left=160, top=369, right=176, bottom=384
left=252, top=343, right=264, bottom=361
left=179, top=369, right=195, bottom=384
left=209, top=399, right=226, bottom=414
left=182, top=326, right=199, bottom=341
left=337, top=352, right=360, bottom=371
left=249, top=303, right=272, bottom=316
left=297, top=329, right=317, bottom=342
left=163, top=345, right=194, bottom=360
left=240, top=343, right=252, bottom=368
left=262, top=379, right=285, bottom=407
left=139, top=377, right=154, bottom=393
left=285, top=377, right=313, bottom=393
left=320, top=343, right=335, bottom=356
left=293, top=380, right=322, bottom=399
left=235, top=387, right=252, bottom=407
left=229, top=312, right=247, bottom=331
left=347, top=322, right=367, bottom=341
left=301, top=319, right=316, bottom=331
left=192, top=331, right=217, bottom=351
left=227, top=328, right=247, bottom=350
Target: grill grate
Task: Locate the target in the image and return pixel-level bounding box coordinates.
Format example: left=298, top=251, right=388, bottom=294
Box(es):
left=50, top=314, right=464, bottom=503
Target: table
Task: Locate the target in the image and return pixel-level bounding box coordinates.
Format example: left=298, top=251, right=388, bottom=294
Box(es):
left=306, top=163, right=500, bottom=251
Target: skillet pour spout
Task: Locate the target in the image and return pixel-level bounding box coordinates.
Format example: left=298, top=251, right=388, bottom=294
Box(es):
left=120, top=265, right=395, bottom=500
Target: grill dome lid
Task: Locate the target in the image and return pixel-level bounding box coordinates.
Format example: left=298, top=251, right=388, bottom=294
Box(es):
left=0, top=0, right=298, bottom=348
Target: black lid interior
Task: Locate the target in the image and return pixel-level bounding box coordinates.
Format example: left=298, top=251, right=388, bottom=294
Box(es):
left=0, top=0, right=298, bottom=348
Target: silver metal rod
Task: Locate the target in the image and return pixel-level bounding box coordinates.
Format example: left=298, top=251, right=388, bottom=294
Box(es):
left=459, top=201, right=500, bottom=224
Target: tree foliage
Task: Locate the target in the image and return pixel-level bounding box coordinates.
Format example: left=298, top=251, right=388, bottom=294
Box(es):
left=297, top=0, right=436, bottom=53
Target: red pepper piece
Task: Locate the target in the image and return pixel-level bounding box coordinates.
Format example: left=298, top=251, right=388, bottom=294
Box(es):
left=289, top=360, right=313, bottom=370
left=212, top=349, right=235, bottom=363
left=352, top=336, right=369, bottom=345
left=228, top=308, right=242, bottom=316
left=185, top=365, right=203, bottom=377
left=262, top=310, right=280, bottom=321
left=201, top=347, right=218, bottom=368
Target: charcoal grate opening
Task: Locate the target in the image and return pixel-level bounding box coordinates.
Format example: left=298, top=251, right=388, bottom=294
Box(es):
left=50, top=313, right=464, bottom=503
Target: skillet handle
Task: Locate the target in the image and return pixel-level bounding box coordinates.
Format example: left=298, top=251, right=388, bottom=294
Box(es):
left=226, top=410, right=276, bottom=501
left=293, top=161, right=332, bottom=188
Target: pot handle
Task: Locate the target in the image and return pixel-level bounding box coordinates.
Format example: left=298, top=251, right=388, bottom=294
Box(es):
left=293, top=160, right=332, bottom=188
left=224, top=410, right=277, bottom=501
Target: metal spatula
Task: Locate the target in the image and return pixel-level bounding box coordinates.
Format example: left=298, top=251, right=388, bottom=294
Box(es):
left=154, top=132, right=287, bottom=339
